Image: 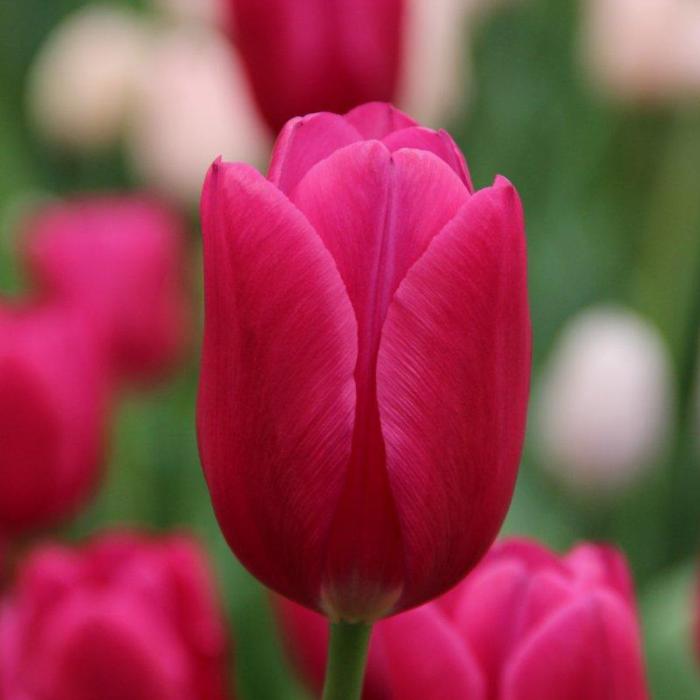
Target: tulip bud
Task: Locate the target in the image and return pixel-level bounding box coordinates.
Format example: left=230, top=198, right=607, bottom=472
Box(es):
left=398, top=0, right=521, bottom=127
left=225, top=0, right=404, bottom=133
left=26, top=5, right=148, bottom=152
left=276, top=538, right=650, bottom=699
left=198, top=102, right=531, bottom=622
left=0, top=305, right=108, bottom=534
left=0, top=532, right=230, bottom=700
left=536, top=307, right=673, bottom=495
left=582, top=0, right=700, bottom=101
left=397, top=0, right=470, bottom=127
left=23, top=197, right=189, bottom=385
left=126, top=26, right=267, bottom=206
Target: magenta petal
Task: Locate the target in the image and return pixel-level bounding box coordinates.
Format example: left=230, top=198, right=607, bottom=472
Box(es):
left=382, top=127, right=473, bottom=190
left=502, top=592, right=650, bottom=700
left=291, top=141, right=469, bottom=619
left=0, top=308, right=107, bottom=534
left=451, top=561, right=570, bottom=691
left=291, top=142, right=470, bottom=329
left=377, top=178, right=531, bottom=611
left=36, top=595, right=188, bottom=700
left=268, top=112, right=363, bottom=194
left=379, top=604, right=485, bottom=700
left=344, top=102, right=417, bottom=139
left=23, top=198, right=187, bottom=384
left=197, top=160, right=357, bottom=609
left=564, top=544, right=636, bottom=607
left=484, top=538, right=568, bottom=575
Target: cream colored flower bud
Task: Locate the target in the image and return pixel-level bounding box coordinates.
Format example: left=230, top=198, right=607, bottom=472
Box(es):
left=398, top=0, right=469, bottom=127
left=537, top=307, right=673, bottom=494
left=125, top=26, right=268, bottom=206
left=582, top=0, right=700, bottom=101
left=27, top=5, right=149, bottom=151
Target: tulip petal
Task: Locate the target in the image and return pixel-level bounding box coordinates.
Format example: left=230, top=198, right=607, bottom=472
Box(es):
left=379, top=604, right=485, bottom=700
left=502, top=592, right=649, bottom=700
left=37, top=594, right=188, bottom=700
left=268, top=112, right=363, bottom=194
left=344, top=102, right=417, bottom=139
left=231, top=2, right=403, bottom=133
left=0, top=361, right=62, bottom=529
left=564, top=544, right=636, bottom=607
left=451, top=561, right=572, bottom=690
left=198, top=160, right=358, bottom=609
left=478, top=539, right=568, bottom=580
left=0, top=309, right=106, bottom=533
left=381, top=127, right=473, bottom=190
left=377, top=178, right=531, bottom=611
left=291, top=142, right=470, bottom=330
left=23, top=198, right=187, bottom=383
left=291, top=141, right=470, bottom=619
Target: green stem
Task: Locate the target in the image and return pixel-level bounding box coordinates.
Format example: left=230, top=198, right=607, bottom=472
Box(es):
left=321, top=621, right=373, bottom=700
left=632, top=108, right=700, bottom=564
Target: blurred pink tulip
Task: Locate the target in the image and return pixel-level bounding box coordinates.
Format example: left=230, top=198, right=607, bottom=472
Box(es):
left=225, top=0, right=404, bottom=132
left=276, top=538, right=650, bottom=699
left=198, top=103, right=530, bottom=622
left=0, top=532, right=230, bottom=700
left=23, top=197, right=189, bottom=385
left=0, top=305, right=108, bottom=535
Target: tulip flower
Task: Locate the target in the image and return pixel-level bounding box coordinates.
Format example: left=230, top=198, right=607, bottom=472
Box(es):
left=537, top=307, right=672, bottom=496
left=198, top=101, right=529, bottom=698
left=582, top=0, right=700, bottom=102
left=225, top=1, right=404, bottom=132
left=126, top=26, right=267, bottom=206
left=26, top=5, right=148, bottom=152
left=224, top=1, right=520, bottom=134
left=276, top=538, right=650, bottom=699
left=0, top=305, right=108, bottom=535
left=23, top=197, right=189, bottom=385
left=0, top=532, right=230, bottom=700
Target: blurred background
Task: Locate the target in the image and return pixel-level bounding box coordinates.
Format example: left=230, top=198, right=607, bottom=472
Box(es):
left=1, top=0, right=700, bottom=697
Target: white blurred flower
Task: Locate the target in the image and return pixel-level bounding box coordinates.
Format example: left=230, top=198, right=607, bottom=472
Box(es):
left=537, top=307, right=674, bottom=495
left=125, top=26, right=268, bottom=206
left=398, top=0, right=519, bottom=127
left=27, top=5, right=149, bottom=151
left=582, top=0, right=700, bottom=101
left=398, top=0, right=469, bottom=127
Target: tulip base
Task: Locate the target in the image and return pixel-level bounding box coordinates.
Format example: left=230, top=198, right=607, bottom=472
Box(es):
left=321, top=621, right=373, bottom=700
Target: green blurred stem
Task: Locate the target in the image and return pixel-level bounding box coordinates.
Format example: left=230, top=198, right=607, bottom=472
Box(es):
left=633, top=108, right=700, bottom=562
left=634, top=109, right=700, bottom=397
left=321, top=621, right=373, bottom=700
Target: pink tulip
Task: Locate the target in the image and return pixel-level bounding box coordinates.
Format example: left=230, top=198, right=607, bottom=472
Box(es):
left=198, top=103, right=531, bottom=622
left=225, top=1, right=404, bottom=132
left=276, top=538, right=650, bottom=699
left=23, top=197, right=189, bottom=385
left=0, top=305, right=108, bottom=535
left=0, top=532, right=230, bottom=700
